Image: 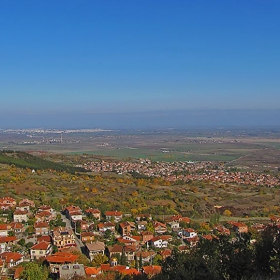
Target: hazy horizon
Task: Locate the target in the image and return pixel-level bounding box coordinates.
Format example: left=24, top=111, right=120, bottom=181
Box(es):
left=1, top=109, right=280, bottom=130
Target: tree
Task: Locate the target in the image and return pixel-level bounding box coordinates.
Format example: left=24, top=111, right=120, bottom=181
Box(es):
left=72, top=251, right=91, bottom=266
left=92, top=253, right=108, bottom=267
left=223, top=209, right=232, bottom=217
left=18, top=238, right=25, bottom=247
left=152, top=253, right=163, bottom=266
left=139, top=254, right=143, bottom=269
left=255, top=226, right=280, bottom=275
left=120, top=251, right=127, bottom=266
left=20, top=262, right=49, bottom=280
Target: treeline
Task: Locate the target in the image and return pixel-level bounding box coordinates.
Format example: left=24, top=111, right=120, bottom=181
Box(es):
left=153, top=226, right=280, bottom=280
left=0, top=150, right=86, bottom=174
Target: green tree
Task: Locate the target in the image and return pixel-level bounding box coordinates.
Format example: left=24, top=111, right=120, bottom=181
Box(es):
left=18, top=238, right=25, bottom=247
left=20, top=262, right=49, bottom=280
left=255, top=226, right=280, bottom=276
left=153, top=253, right=163, bottom=266
left=139, top=254, right=143, bottom=269
left=120, top=251, right=127, bottom=266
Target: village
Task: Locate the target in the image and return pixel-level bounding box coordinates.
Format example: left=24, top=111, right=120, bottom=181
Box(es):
left=0, top=195, right=278, bottom=279
left=84, top=159, right=280, bottom=187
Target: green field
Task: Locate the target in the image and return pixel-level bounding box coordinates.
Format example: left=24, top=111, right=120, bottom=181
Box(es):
left=1, top=129, right=280, bottom=171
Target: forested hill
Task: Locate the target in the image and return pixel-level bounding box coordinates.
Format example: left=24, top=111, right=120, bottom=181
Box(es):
left=0, top=150, right=86, bottom=173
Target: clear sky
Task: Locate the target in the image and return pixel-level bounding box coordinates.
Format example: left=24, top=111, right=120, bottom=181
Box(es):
left=1, top=0, right=280, bottom=128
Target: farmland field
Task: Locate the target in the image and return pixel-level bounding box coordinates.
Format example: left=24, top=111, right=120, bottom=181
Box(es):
left=0, top=128, right=280, bottom=171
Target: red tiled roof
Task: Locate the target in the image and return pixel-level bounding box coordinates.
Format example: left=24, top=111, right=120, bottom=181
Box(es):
left=143, top=265, right=162, bottom=275
left=46, top=252, right=78, bottom=264
left=131, top=236, right=141, bottom=241
left=65, top=205, right=81, bottom=212
left=100, top=264, right=111, bottom=271
left=36, top=211, right=52, bottom=217
left=117, top=238, right=135, bottom=244
left=31, top=241, right=50, bottom=250
left=0, top=236, right=17, bottom=243
left=37, top=235, right=51, bottom=243
left=160, top=249, right=172, bottom=257
left=14, top=266, right=24, bottom=279
left=98, top=222, right=115, bottom=228
left=13, top=210, right=28, bottom=215
left=110, top=265, right=126, bottom=273
left=0, top=224, right=9, bottom=231
left=10, top=222, right=24, bottom=229
left=0, top=252, right=23, bottom=263
left=34, top=222, right=49, bottom=228
left=153, top=221, right=167, bottom=228
left=122, top=268, right=140, bottom=275
left=105, top=211, right=122, bottom=216
left=38, top=205, right=51, bottom=211
left=81, top=232, right=95, bottom=237
left=85, top=208, right=100, bottom=214
left=85, top=266, right=101, bottom=275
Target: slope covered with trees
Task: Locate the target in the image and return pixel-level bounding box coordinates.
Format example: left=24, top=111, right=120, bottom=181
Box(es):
left=0, top=150, right=85, bottom=173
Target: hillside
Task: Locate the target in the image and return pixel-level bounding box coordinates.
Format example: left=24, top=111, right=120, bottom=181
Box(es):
left=0, top=150, right=85, bottom=174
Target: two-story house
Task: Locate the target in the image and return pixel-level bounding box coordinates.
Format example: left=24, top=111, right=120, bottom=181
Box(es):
left=13, top=210, right=28, bottom=223
left=30, top=241, right=52, bottom=260
left=85, top=241, right=106, bottom=261
left=34, top=222, right=50, bottom=236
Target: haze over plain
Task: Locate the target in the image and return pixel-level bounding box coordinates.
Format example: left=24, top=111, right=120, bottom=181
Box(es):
left=1, top=1, right=280, bottom=129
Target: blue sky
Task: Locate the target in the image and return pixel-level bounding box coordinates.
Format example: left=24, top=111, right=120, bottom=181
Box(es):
left=1, top=0, right=280, bottom=128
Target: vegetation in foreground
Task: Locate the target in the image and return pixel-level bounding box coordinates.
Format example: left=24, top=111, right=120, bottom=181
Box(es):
left=154, top=227, right=280, bottom=280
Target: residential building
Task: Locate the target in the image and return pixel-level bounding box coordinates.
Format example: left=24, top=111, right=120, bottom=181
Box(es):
left=34, top=222, right=50, bottom=236
left=0, top=236, right=17, bottom=253
left=0, top=252, right=23, bottom=268
left=0, top=197, right=16, bottom=210
left=105, top=211, right=123, bottom=222
left=0, top=224, right=11, bottom=237
left=85, top=208, right=101, bottom=220
left=58, top=264, right=85, bottom=279
left=85, top=241, right=105, bottom=261
left=81, top=232, right=95, bottom=243
left=182, top=228, right=197, bottom=239
left=141, top=231, right=154, bottom=244
left=153, top=221, right=167, bottom=234
left=46, top=252, right=79, bottom=273
left=97, top=222, right=115, bottom=233
left=149, top=236, right=168, bottom=248
left=119, top=221, right=136, bottom=236
left=13, top=210, right=28, bottom=223
left=51, top=227, right=76, bottom=249
left=30, top=241, right=52, bottom=260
